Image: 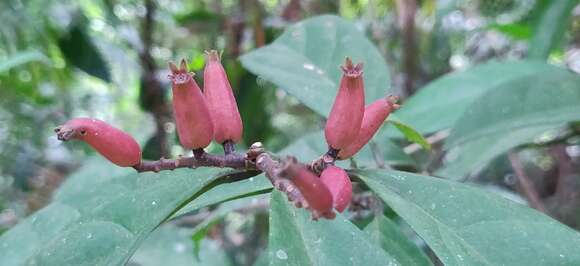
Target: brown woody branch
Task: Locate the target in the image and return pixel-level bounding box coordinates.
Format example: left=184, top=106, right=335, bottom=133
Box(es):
left=132, top=142, right=335, bottom=219
left=508, top=152, right=547, bottom=213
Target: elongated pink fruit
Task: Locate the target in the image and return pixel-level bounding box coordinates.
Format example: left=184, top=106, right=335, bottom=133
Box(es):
left=54, top=118, right=141, bottom=167
left=325, top=57, right=365, bottom=150
left=287, top=164, right=334, bottom=216
left=203, top=50, right=243, bottom=144
left=320, top=166, right=352, bottom=213
left=338, top=95, right=399, bottom=160
left=169, top=59, right=214, bottom=149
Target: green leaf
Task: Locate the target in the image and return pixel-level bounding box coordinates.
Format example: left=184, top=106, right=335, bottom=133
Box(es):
left=268, top=191, right=399, bottom=265
left=528, top=0, right=576, bottom=60
left=0, top=168, right=227, bottom=265
left=364, top=216, right=433, bottom=266
left=356, top=169, right=580, bottom=265
left=439, top=68, right=580, bottom=178
left=387, top=117, right=431, bottom=150
left=129, top=224, right=232, bottom=266
left=240, top=15, right=390, bottom=117
left=58, top=23, right=111, bottom=82
left=446, top=68, right=580, bottom=147
left=436, top=125, right=564, bottom=178
left=488, top=23, right=532, bottom=40
left=395, top=60, right=563, bottom=134
left=54, top=156, right=134, bottom=201
left=0, top=50, right=48, bottom=73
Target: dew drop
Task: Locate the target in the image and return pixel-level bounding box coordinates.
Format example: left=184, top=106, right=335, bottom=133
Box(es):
left=276, top=249, right=288, bottom=260
left=87, top=233, right=93, bottom=239
left=174, top=243, right=186, bottom=253
left=151, top=201, right=157, bottom=206
left=303, top=63, right=315, bottom=71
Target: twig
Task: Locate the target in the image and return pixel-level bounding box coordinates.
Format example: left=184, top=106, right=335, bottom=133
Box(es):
left=395, top=0, right=418, bottom=97
left=131, top=141, right=335, bottom=219
left=508, top=152, right=547, bottom=213
left=139, top=0, right=172, bottom=157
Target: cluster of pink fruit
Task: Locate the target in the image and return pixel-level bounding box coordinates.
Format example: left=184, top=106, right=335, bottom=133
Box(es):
left=54, top=53, right=398, bottom=219
left=290, top=58, right=399, bottom=218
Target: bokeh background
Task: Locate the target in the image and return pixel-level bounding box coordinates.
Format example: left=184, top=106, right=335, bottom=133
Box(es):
left=1, top=0, right=580, bottom=265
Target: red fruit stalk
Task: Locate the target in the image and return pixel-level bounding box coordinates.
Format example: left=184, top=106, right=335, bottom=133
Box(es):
left=338, top=95, right=399, bottom=160
left=54, top=118, right=141, bottom=167
left=286, top=164, right=334, bottom=218
left=320, top=166, right=352, bottom=212
left=325, top=57, right=365, bottom=151
left=169, top=59, right=214, bottom=149
left=203, top=50, right=243, bottom=144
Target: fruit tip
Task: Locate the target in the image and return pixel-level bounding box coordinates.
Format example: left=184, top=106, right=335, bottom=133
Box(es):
left=168, top=61, right=179, bottom=74
left=205, top=50, right=221, bottom=61
left=340, top=57, right=363, bottom=77
left=179, top=59, right=188, bottom=72
left=386, top=95, right=401, bottom=109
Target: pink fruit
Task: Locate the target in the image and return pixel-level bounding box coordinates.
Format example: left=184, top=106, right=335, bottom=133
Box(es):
left=320, top=166, right=352, bottom=212
left=287, top=164, right=334, bottom=215
left=54, top=118, right=141, bottom=167
left=203, top=50, right=243, bottom=144
left=338, top=95, right=399, bottom=160
left=325, top=57, right=365, bottom=150
left=169, top=59, right=214, bottom=149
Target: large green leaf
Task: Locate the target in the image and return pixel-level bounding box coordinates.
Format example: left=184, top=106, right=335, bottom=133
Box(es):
left=438, top=69, right=580, bottom=178
left=0, top=168, right=227, bottom=265
left=528, top=0, right=576, bottom=60
left=240, top=15, right=390, bottom=117
left=268, top=191, right=399, bottom=265
left=437, top=124, right=563, bottom=178
left=446, top=60, right=580, bottom=147
left=356, top=169, right=580, bottom=265
left=54, top=156, right=134, bottom=201
left=364, top=216, right=433, bottom=266
left=395, top=60, right=563, bottom=134
left=129, top=224, right=232, bottom=266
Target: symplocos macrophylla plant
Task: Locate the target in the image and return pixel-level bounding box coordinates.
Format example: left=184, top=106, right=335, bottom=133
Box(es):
left=54, top=55, right=398, bottom=220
